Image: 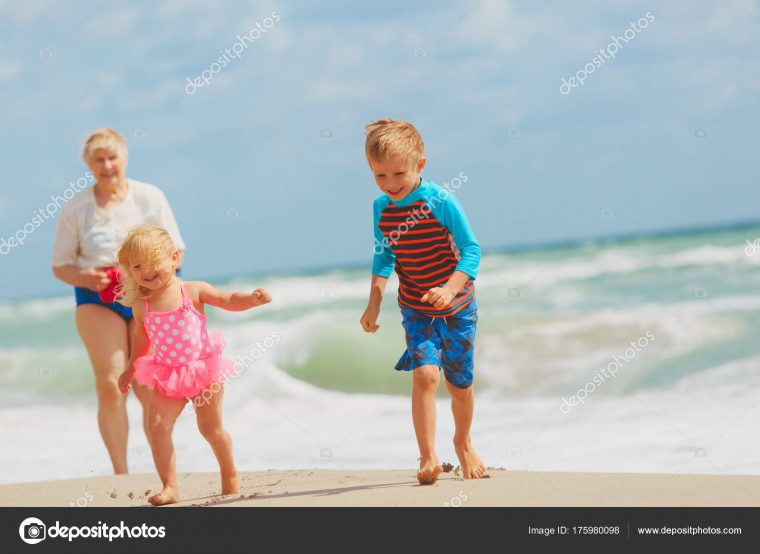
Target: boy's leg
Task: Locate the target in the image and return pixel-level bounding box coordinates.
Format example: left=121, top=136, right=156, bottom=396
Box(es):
left=194, top=385, right=239, bottom=495
left=445, top=380, right=485, bottom=479
left=412, top=364, right=443, bottom=484
left=439, top=303, right=485, bottom=478
left=146, top=393, right=187, bottom=505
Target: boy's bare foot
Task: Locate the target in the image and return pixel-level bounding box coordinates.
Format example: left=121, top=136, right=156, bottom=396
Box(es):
left=221, top=470, right=240, bottom=495
left=454, top=438, right=486, bottom=479
left=148, top=486, right=179, bottom=506
left=417, top=457, right=443, bottom=485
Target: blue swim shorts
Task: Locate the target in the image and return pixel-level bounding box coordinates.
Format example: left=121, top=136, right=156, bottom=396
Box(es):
left=395, top=299, right=478, bottom=388
left=72, top=268, right=183, bottom=322
left=75, top=287, right=133, bottom=321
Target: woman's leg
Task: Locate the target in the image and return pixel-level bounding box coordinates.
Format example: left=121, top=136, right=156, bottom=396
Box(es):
left=146, top=393, right=186, bottom=506
left=76, top=304, right=131, bottom=474
left=195, top=385, right=239, bottom=495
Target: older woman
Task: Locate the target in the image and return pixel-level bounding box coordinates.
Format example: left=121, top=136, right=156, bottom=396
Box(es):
left=51, top=128, right=185, bottom=474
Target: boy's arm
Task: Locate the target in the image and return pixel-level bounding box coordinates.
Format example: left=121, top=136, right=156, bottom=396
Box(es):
left=119, top=303, right=150, bottom=393
left=196, top=281, right=272, bottom=311
left=422, top=191, right=481, bottom=308
left=441, top=192, right=481, bottom=280
left=371, top=198, right=396, bottom=278
left=421, top=270, right=471, bottom=309
left=363, top=200, right=394, bottom=332
left=361, top=274, right=388, bottom=332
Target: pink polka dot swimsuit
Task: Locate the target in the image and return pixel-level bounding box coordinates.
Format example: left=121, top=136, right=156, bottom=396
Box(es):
left=134, top=281, right=234, bottom=399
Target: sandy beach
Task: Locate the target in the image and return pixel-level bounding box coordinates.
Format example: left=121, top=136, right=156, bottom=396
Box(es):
left=2, top=469, right=759, bottom=507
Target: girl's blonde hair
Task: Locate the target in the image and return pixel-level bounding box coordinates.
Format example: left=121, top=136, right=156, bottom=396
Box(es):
left=364, top=119, right=424, bottom=164
left=82, top=128, right=128, bottom=163
left=117, top=225, right=177, bottom=306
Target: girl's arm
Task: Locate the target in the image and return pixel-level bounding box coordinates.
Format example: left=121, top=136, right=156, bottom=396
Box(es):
left=196, top=281, right=272, bottom=311
left=118, top=303, right=150, bottom=394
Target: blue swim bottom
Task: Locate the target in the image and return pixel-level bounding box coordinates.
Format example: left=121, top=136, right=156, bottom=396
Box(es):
left=395, top=299, right=478, bottom=388
left=74, top=287, right=133, bottom=321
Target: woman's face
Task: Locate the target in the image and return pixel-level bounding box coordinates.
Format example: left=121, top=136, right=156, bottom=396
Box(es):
left=88, top=147, right=127, bottom=188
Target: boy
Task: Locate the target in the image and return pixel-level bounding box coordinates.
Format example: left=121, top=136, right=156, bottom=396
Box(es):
left=359, top=119, right=485, bottom=484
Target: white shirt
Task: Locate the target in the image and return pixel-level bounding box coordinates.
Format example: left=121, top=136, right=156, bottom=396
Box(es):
left=51, top=179, right=186, bottom=268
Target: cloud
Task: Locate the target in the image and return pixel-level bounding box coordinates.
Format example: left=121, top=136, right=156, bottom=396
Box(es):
left=157, top=0, right=217, bottom=18
left=83, top=8, right=140, bottom=39
left=115, top=79, right=181, bottom=110
left=0, top=60, right=21, bottom=81
left=448, top=0, right=553, bottom=53
left=0, top=0, right=57, bottom=24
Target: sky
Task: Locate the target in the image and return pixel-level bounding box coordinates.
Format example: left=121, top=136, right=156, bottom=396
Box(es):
left=0, top=0, right=758, bottom=299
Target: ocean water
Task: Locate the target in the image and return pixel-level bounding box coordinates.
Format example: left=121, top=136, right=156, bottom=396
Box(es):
left=2, top=225, right=760, bottom=484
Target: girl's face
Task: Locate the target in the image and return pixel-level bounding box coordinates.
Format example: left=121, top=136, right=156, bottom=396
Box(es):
left=130, top=251, right=179, bottom=291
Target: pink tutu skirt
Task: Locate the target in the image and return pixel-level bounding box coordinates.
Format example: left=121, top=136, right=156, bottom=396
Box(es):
left=134, top=331, right=236, bottom=399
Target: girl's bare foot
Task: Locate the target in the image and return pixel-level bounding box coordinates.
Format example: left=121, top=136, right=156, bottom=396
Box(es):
left=417, top=457, right=443, bottom=485
left=454, top=438, right=486, bottom=479
left=148, top=486, right=179, bottom=506
left=221, top=470, right=240, bottom=495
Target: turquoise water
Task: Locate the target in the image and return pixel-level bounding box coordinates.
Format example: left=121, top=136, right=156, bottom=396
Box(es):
left=2, top=225, right=760, bottom=483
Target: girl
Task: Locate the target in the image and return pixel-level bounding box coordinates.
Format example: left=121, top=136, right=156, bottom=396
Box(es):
left=117, top=225, right=271, bottom=506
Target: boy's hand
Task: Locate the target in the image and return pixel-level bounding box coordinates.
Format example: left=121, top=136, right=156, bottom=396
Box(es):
left=421, top=287, right=455, bottom=309
left=249, top=288, right=272, bottom=307
left=360, top=305, right=380, bottom=333
left=118, top=368, right=135, bottom=394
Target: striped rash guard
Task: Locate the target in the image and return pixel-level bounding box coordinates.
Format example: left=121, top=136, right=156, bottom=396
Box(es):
left=372, top=179, right=481, bottom=317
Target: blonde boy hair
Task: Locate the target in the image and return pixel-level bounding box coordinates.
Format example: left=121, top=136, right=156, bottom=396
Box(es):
left=364, top=119, right=424, bottom=164
left=116, top=225, right=177, bottom=307
left=82, top=128, right=128, bottom=163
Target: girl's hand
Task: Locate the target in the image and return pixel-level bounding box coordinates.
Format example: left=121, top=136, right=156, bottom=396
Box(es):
left=360, top=305, right=380, bottom=333
left=118, top=368, right=135, bottom=394
left=249, top=288, right=272, bottom=307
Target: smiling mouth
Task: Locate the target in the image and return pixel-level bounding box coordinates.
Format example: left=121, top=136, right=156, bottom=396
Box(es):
left=387, top=188, right=403, bottom=195
left=143, top=274, right=158, bottom=283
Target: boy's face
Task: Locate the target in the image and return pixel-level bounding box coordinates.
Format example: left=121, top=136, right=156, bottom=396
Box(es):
left=369, top=154, right=427, bottom=202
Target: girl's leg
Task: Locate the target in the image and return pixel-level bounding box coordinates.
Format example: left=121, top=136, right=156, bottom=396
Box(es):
left=146, top=393, right=187, bottom=506
left=194, top=385, right=239, bottom=495
left=126, top=317, right=154, bottom=442
left=76, top=304, right=131, bottom=474
left=412, top=365, right=443, bottom=484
